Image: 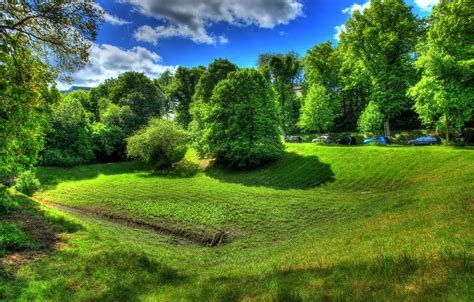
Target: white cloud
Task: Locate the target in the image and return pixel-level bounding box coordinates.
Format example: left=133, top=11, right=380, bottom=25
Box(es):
left=334, top=24, right=346, bottom=41
left=342, top=1, right=370, bottom=15
left=94, top=3, right=131, bottom=26
left=59, top=44, right=176, bottom=89
left=218, top=36, right=229, bottom=44
left=121, top=0, right=303, bottom=45
left=414, top=0, right=439, bottom=11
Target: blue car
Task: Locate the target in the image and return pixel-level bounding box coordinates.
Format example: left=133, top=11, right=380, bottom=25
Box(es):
left=363, top=136, right=390, bottom=144
left=408, top=136, right=438, bottom=146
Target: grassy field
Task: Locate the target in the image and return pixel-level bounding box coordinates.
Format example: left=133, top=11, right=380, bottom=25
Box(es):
left=2, top=144, right=473, bottom=301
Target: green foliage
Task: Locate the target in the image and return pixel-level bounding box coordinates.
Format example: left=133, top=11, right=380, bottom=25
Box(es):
left=358, top=101, right=385, bottom=134
left=341, top=0, right=419, bottom=130
left=408, top=0, right=473, bottom=141
left=0, top=223, right=30, bottom=257
left=304, top=41, right=340, bottom=89
left=126, top=119, right=189, bottom=169
left=64, top=90, right=95, bottom=115
left=101, top=102, right=139, bottom=136
left=0, top=1, right=101, bottom=80
left=0, top=47, right=55, bottom=174
left=42, top=97, right=95, bottom=167
left=203, top=69, right=284, bottom=168
left=0, top=185, right=19, bottom=214
left=14, top=170, right=41, bottom=196
left=92, top=122, right=126, bottom=162
left=298, top=84, right=339, bottom=133
left=190, top=59, right=238, bottom=155
left=109, top=72, right=166, bottom=128
left=258, top=52, right=302, bottom=135
left=168, top=66, right=205, bottom=128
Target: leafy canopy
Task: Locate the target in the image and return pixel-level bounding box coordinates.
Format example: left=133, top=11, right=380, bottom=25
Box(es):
left=204, top=69, right=284, bottom=169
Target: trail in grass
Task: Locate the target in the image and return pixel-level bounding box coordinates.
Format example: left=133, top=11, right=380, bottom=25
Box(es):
left=33, top=196, right=227, bottom=247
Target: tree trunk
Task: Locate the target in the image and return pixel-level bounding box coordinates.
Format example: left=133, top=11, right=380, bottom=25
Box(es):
left=445, top=115, right=450, bottom=143
left=383, top=119, right=391, bottom=138
left=281, top=127, right=287, bottom=139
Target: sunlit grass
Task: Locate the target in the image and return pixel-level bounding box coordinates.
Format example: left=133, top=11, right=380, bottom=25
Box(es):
left=2, top=144, right=473, bottom=301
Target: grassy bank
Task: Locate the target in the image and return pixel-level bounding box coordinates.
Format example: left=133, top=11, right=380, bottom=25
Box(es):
left=2, top=144, right=473, bottom=301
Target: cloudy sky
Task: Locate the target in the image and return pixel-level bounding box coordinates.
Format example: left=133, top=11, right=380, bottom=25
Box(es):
left=59, top=0, right=439, bottom=90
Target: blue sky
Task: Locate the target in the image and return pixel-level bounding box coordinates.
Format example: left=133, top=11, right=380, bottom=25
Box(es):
left=61, top=0, right=439, bottom=89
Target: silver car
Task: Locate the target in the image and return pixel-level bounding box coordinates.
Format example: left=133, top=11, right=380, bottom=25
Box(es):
left=312, top=135, right=333, bottom=143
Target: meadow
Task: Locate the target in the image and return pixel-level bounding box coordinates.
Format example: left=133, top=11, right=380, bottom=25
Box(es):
left=1, top=144, right=473, bottom=301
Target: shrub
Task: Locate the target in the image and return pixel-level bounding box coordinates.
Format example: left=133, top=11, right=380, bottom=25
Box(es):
left=0, top=185, right=19, bottom=214
left=14, top=170, right=41, bottom=196
left=0, top=223, right=30, bottom=257
left=126, top=119, right=189, bottom=169
left=203, top=69, right=284, bottom=168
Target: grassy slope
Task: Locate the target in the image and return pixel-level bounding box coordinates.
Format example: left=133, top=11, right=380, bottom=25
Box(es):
left=3, top=145, right=473, bottom=301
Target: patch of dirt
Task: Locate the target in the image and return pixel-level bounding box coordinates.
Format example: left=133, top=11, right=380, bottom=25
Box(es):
left=33, top=197, right=229, bottom=247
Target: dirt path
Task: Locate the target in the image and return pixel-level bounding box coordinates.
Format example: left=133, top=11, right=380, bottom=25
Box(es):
left=33, top=196, right=228, bottom=247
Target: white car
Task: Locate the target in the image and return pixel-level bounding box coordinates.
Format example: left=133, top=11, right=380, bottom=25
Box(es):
left=312, top=136, right=333, bottom=143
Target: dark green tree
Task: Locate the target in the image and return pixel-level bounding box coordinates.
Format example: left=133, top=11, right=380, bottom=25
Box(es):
left=258, top=52, right=302, bottom=137
left=109, top=72, right=166, bottom=129
left=168, top=66, right=205, bottom=128
left=204, top=69, right=284, bottom=169
left=190, top=59, right=238, bottom=155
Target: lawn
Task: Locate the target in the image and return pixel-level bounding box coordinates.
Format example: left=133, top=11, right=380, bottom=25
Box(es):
left=2, top=144, right=473, bottom=301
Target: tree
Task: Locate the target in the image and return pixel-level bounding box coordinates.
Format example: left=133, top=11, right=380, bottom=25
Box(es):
left=357, top=101, right=385, bottom=135
left=298, top=84, right=339, bottom=134
left=203, top=69, right=284, bottom=169
left=109, top=72, right=166, bottom=129
left=154, top=71, right=174, bottom=116
left=63, top=90, right=95, bottom=115
left=340, top=0, right=419, bottom=136
left=42, top=97, right=95, bottom=167
left=168, top=66, right=205, bottom=128
left=101, top=103, right=139, bottom=137
left=126, top=119, right=189, bottom=169
left=190, top=59, right=238, bottom=155
left=0, top=1, right=101, bottom=80
left=0, top=47, right=58, bottom=174
left=408, top=0, right=473, bottom=143
left=92, top=122, right=126, bottom=162
left=0, top=1, right=100, bottom=173
left=258, top=52, right=302, bottom=137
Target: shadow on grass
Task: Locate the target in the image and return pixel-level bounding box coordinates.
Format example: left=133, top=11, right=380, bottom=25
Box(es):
left=139, top=160, right=200, bottom=179
left=188, top=253, right=472, bottom=301
left=37, top=161, right=151, bottom=189
left=204, top=152, right=335, bottom=190
left=1, top=191, right=82, bottom=255
left=1, top=249, right=186, bottom=301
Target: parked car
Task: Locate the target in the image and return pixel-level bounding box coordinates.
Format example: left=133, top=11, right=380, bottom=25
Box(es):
left=312, top=135, right=333, bottom=143
left=285, top=136, right=303, bottom=143
left=336, top=136, right=356, bottom=145
left=408, top=136, right=439, bottom=146
left=363, top=136, right=390, bottom=144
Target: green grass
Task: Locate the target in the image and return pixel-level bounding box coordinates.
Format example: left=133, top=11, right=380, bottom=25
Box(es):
left=2, top=144, right=473, bottom=301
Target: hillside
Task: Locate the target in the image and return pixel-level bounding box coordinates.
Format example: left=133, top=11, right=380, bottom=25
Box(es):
left=2, top=145, right=473, bottom=301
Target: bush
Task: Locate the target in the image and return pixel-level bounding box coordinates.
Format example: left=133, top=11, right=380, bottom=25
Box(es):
left=14, top=170, right=41, bottom=196
left=42, top=149, right=86, bottom=167
left=203, top=69, right=284, bottom=168
left=126, top=119, right=189, bottom=169
left=0, top=223, right=30, bottom=257
left=0, top=185, right=19, bottom=214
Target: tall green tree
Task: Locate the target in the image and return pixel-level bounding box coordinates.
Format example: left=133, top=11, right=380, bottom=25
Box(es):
left=298, top=84, right=339, bottom=134
left=258, top=52, right=302, bottom=137
left=408, top=0, right=473, bottom=142
left=357, top=101, right=385, bottom=135
left=190, top=59, right=238, bottom=156
left=168, top=66, right=205, bottom=128
left=154, top=71, right=175, bottom=116
left=203, top=69, right=283, bottom=168
left=302, top=42, right=341, bottom=133
left=340, top=0, right=419, bottom=136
